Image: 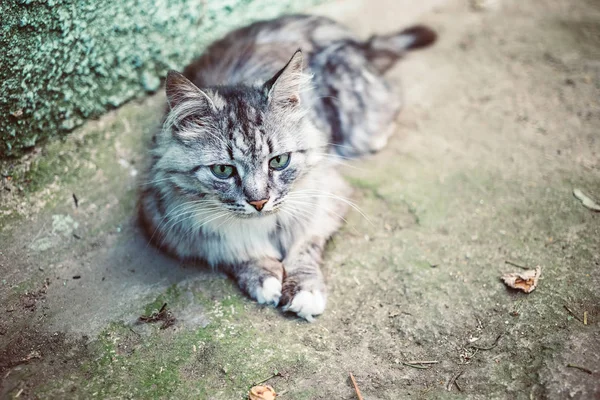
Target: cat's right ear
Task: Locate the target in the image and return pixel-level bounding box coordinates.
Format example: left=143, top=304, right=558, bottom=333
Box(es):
left=264, top=50, right=307, bottom=109
left=165, top=70, right=215, bottom=111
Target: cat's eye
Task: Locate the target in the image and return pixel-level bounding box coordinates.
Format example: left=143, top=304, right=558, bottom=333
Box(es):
left=269, top=153, right=291, bottom=170
left=210, top=164, right=235, bottom=179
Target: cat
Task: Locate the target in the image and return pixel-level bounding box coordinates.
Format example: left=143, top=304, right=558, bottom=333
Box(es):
left=139, top=14, right=436, bottom=321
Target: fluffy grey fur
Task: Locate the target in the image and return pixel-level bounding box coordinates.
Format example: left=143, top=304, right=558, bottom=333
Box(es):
left=139, top=15, right=436, bottom=321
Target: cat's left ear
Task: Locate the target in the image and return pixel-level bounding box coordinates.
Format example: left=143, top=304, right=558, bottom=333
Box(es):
left=165, top=70, right=215, bottom=111
left=264, top=49, right=306, bottom=108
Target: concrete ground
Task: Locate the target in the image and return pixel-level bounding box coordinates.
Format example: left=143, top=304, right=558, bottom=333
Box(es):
left=1, top=0, right=599, bottom=398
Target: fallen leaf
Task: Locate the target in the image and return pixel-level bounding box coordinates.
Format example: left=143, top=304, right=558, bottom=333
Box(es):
left=249, top=385, right=276, bottom=400
left=501, top=266, right=541, bottom=293
left=573, top=189, right=600, bottom=212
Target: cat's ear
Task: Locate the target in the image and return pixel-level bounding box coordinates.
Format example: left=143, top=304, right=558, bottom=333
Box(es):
left=165, top=70, right=215, bottom=111
left=264, top=49, right=306, bottom=108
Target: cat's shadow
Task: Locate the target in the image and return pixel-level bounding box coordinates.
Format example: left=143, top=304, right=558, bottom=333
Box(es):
left=44, top=216, right=246, bottom=335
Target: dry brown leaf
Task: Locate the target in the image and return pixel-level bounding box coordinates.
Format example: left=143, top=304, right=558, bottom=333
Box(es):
left=573, top=189, right=600, bottom=212
left=248, top=385, right=277, bottom=400
left=501, top=266, right=541, bottom=293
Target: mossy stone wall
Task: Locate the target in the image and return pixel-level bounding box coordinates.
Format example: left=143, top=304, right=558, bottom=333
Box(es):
left=0, top=0, right=321, bottom=158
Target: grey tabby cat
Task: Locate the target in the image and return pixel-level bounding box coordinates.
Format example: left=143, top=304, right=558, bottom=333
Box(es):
left=140, top=15, right=436, bottom=321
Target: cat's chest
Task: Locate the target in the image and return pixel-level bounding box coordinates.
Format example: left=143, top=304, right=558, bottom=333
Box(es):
left=202, top=214, right=294, bottom=265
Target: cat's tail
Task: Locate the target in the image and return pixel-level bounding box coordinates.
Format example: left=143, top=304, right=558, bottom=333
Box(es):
left=362, top=25, right=437, bottom=73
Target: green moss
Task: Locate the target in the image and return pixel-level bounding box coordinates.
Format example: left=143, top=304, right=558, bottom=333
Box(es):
left=35, top=285, right=316, bottom=399
left=1, top=0, right=324, bottom=158
left=0, top=93, right=162, bottom=231
left=8, top=279, right=38, bottom=295
left=77, top=322, right=187, bottom=398
left=288, top=388, right=319, bottom=399
left=345, top=175, right=382, bottom=194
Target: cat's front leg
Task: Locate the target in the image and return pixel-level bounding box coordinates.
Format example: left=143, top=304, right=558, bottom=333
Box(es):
left=224, top=258, right=284, bottom=306
left=280, top=236, right=328, bottom=322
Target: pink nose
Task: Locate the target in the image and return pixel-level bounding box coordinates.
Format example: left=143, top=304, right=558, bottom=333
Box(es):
left=248, top=198, right=269, bottom=211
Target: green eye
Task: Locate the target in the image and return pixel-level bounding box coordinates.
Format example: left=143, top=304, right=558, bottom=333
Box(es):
left=269, top=153, right=291, bottom=170
left=210, top=164, right=235, bottom=179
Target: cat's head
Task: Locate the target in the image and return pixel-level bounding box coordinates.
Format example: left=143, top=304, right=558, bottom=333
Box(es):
left=155, top=50, right=326, bottom=218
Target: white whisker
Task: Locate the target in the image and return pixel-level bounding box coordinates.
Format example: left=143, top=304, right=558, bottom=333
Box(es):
left=146, top=199, right=222, bottom=247
left=284, top=198, right=360, bottom=235
left=287, top=189, right=372, bottom=224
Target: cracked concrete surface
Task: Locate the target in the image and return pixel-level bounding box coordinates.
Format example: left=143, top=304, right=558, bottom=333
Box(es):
left=1, top=0, right=599, bottom=398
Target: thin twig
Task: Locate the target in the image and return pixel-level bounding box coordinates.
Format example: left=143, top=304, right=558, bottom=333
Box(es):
left=468, top=334, right=503, bottom=350
left=1, top=351, right=42, bottom=370
left=454, top=378, right=463, bottom=392
left=505, top=260, right=529, bottom=270
left=446, top=370, right=464, bottom=391
left=458, top=347, right=480, bottom=365
left=129, top=327, right=141, bottom=337
left=402, top=362, right=430, bottom=370
left=252, top=372, right=281, bottom=386
left=28, top=222, right=47, bottom=246
left=566, top=364, right=592, bottom=374
left=564, top=305, right=584, bottom=323
left=349, top=373, right=364, bottom=400
left=138, top=303, right=176, bottom=329
left=406, top=360, right=440, bottom=365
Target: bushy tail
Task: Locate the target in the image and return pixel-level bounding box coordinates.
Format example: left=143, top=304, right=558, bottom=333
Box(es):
left=363, top=25, right=437, bottom=73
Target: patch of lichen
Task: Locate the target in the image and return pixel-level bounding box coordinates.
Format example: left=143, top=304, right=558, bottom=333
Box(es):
left=1, top=0, right=323, bottom=158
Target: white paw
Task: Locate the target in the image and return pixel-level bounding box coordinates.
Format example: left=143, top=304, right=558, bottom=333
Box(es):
left=369, top=132, right=390, bottom=152
left=282, top=290, right=326, bottom=322
left=254, top=277, right=282, bottom=306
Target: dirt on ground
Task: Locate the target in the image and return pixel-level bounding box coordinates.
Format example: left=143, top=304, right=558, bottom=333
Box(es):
left=1, top=0, right=599, bottom=399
